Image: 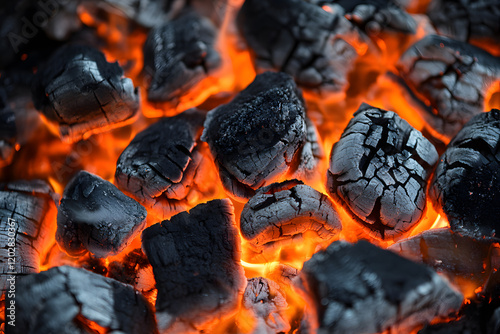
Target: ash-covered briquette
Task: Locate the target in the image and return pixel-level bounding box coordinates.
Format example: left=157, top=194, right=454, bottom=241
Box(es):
left=31, top=44, right=140, bottom=142
left=141, top=199, right=246, bottom=332
left=237, top=0, right=360, bottom=94
left=143, top=10, right=221, bottom=106
left=10, top=265, right=158, bottom=334
left=240, top=180, right=342, bottom=254
left=202, top=72, right=313, bottom=200
left=0, top=89, right=17, bottom=167
left=307, top=0, right=416, bottom=34
left=427, top=0, right=500, bottom=48
left=429, top=109, right=500, bottom=241
left=326, top=103, right=438, bottom=239
left=397, top=35, right=500, bottom=140
left=239, top=277, right=290, bottom=334
left=115, top=109, right=211, bottom=219
left=295, top=240, right=464, bottom=334
left=56, top=171, right=147, bottom=258
left=389, top=228, right=494, bottom=286
left=0, top=180, right=56, bottom=292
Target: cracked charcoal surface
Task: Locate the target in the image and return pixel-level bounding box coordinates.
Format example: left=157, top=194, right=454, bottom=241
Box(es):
left=240, top=180, right=342, bottom=253
left=427, top=0, right=500, bottom=48
left=237, top=0, right=360, bottom=93
left=201, top=72, right=308, bottom=200
left=115, top=109, right=208, bottom=219
left=240, top=277, right=290, bottom=334
left=31, top=44, right=140, bottom=142
left=143, top=10, right=221, bottom=105
left=295, top=240, right=464, bottom=334
left=141, top=199, right=246, bottom=332
left=389, top=228, right=493, bottom=286
left=0, top=179, right=56, bottom=292
left=11, top=265, right=158, bottom=334
left=108, top=248, right=155, bottom=294
left=398, top=35, right=500, bottom=140
left=429, top=109, right=500, bottom=241
left=308, top=0, right=416, bottom=34
left=327, top=103, right=438, bottom=239
left=0, top=89, right=17, bottom=167
left=56, top=171, right=147, bottom=258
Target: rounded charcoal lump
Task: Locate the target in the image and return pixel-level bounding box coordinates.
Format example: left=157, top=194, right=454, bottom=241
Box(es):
left=429, top=109, right=500, bottom=240
left=327, top=103, right=438, bottom=239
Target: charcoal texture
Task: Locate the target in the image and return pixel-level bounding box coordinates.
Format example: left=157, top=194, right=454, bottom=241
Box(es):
left=241, top=180, right=342, bottom=253
left=309, top=0, right=416, bottom=34
left=398, top=35, right=500, bottom=140
left=0, top=180, right=56, bottom=292
left=237, top=0, right=360, bottom=93
left=32, top=44, right=140, bottom=142
left=0, top=89, right=16, bottom=167
left=141, top=199, right=246, bottom=332
left=389, top=228, right=493, bottom=285
left=239, top=277, right=290, bottom=334
left=327, top=103, right=438, bottom=239
left=295, top=240, right=464, bottom=334
left=107, top=248, right=155, bottom=295
left=143, top=11, right=221, bottom=104
left=9, top=265, right=158, bottom=334
left=427, top=0, right=500, bottom=47
left=429, top=109, right=500, bottom=240
left=56, top=171, right=147, bottom=258
left=115, top=109, right=209, bottom=219
left=201, top=72, right=308, bottom=200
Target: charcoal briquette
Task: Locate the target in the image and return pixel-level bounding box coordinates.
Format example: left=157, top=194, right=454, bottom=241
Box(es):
left=56, top=170, right=147, bottom=258
left=327, top=103, right=438, bottom=239
left=31, top=44, right=140, bottom=142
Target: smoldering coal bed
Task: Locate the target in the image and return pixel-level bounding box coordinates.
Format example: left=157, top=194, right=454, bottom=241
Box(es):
left=2, top=0, right=500, bottom=333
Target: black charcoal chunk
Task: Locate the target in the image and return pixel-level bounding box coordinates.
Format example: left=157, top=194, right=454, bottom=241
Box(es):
left=57, top=171, right=147, bottom=258
left=0, top=89, right=17, bottom=167
left=201, top=72, right=308, bottom=200
left=241, top=180, right=342, bottom=253
left=398, top=35, right=500, bottom=140
left=327, top=103, right=438, bottom=239
left=10, top=265, right=158, bottom=334
left=427, top=0, right=500, bottom=48
left=32, top=44, right=140, bottom=142
left=237, top=0, right=360, bottom=94
left=389, top=228, right=493, bottom=286
left=0, top=180, right=56, bottom=292
left=295, top=240, right=463, bottom=334
left=141, top=199, right=246, bottom=332
left=429, top=109, right=500, bottom=241
left=239, top=277, right=290, bottom=334
left=143, top=10, right=221, bottom=105
left=115, top=109, right=208, bottom=219
left=309, top=0, right=416, bottom=34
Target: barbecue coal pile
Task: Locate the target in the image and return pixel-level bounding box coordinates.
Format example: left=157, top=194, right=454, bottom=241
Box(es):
left=3, top=0, right=500, bottom=333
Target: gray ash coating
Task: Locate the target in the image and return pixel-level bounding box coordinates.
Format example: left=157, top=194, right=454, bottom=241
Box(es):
left=31, top=44, right=140, bottom=141
left=397, top=35, right=500, bottom=140
left=327, top=103, right=438, bottom=239
left=115, top=109, right=206, bottom=218
left=295, top=240, right=463, bottom=334
left=11, top=265, right=158, bottom=334
left=56, top=171, right=147, bottom=258
left=143, top=10, right=221, bottom=104
left=202, top=72, right=307, bottom=200
left=429, top=109, right=500, bottom=241
left=141, top=199, right=246, bottom=331
left=240, top=179, right=342, bottom=253
left=237, top=0, right=359, bottom=93
left=427, top=0, right=500, bottom=47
